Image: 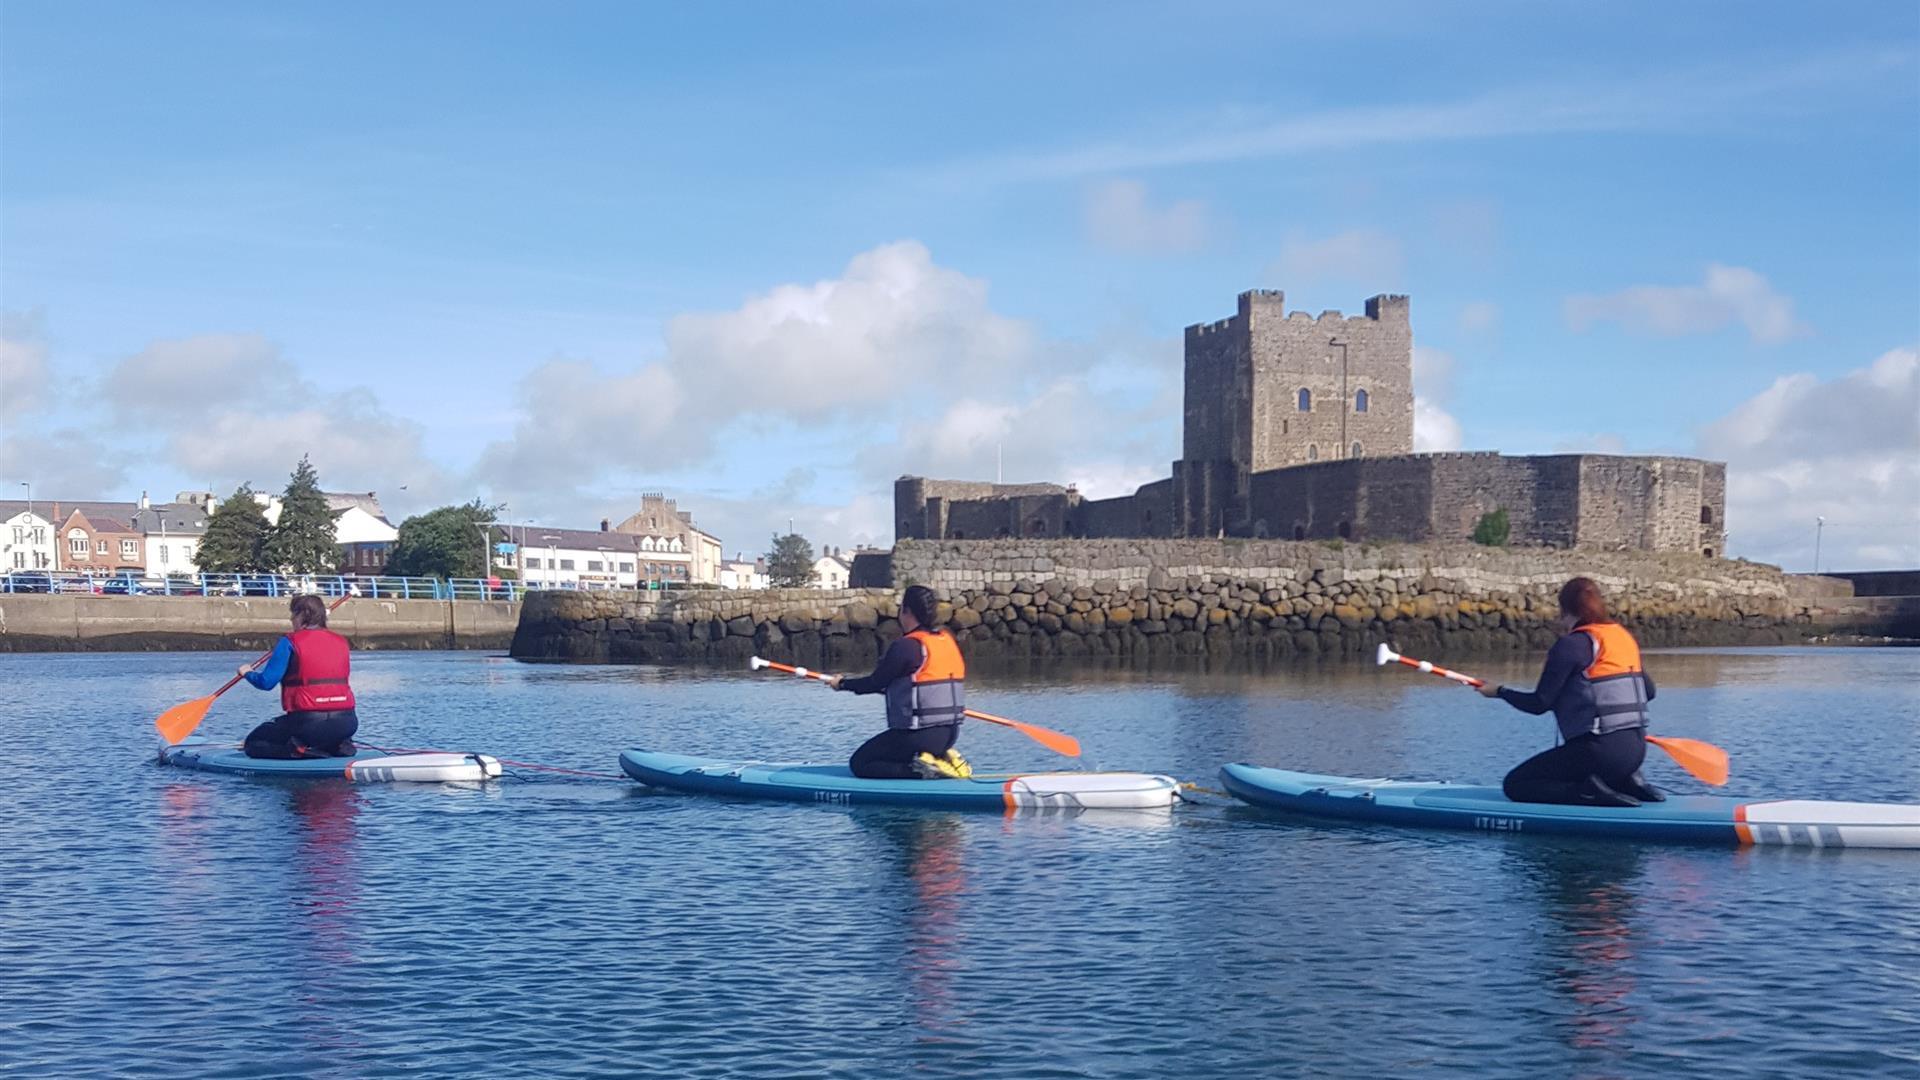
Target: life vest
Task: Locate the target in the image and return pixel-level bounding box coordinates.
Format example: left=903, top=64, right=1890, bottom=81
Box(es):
left=282, top=628, right=356, bottom=713
left=1552, top=622, right=1650, bottom=741
left=884, top=629, right=967, bottom=730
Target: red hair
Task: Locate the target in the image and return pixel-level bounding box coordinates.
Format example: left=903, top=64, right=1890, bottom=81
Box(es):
left=1558, top=577, right=1611, bottom=625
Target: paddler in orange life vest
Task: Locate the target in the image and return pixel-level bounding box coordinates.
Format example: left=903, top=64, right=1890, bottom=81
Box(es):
left=238, top=593, right=360, bottom=759
left=826, top=585, right=972, bottom=780
left=1478, top=577, right=1665, bottom=807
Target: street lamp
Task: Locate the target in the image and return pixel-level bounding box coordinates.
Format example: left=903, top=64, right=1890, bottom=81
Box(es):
left=596, top=545, right=612, bottom=591
left=542, top=534, right=561, bottom=589
left=1814, top=516, right=1825, bottom=574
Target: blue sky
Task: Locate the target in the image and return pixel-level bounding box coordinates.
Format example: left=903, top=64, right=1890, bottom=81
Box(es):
left=2, top=2, right=1916, bottom=567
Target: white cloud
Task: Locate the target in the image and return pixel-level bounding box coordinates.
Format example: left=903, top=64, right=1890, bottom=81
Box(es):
left=1459, top=301, right=1500, bottom=335
left=928, top=51, right=1911, bottom=187
left=1699, top=347, right=1919, bottom=569
left=101, top=333, right=452, bottom=504
left=1565, top=264, right=1808, bottom=345
left=478, top=241, right=1040, bottom=502
left=1273, top=230, right=1403, bottom=289
left=1411, top=344, right=1462, bottom=452
left=1, top=310, right=50, bottom=420
left=1084, top=180, right=1209, bottom=255
left=0, top=427, right=129, bottom=498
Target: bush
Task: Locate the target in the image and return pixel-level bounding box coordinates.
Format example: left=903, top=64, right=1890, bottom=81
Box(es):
left=1472, top=508, right=1511, bottom=547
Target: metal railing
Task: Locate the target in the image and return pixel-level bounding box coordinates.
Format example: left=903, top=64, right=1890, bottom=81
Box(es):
left=0, top=570, right=540, bottom=600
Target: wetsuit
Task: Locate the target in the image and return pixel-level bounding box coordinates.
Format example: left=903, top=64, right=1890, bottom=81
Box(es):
left=836, top=632, right=966, bottom=779
left=1496, top=626, right=1656, bottom=805
left=242, top=631, right=360, bottom=758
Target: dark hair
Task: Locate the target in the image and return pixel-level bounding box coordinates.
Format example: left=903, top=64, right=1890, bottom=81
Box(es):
left=290, top=594, right=329, bottom=629
left=901, top=585, right=939, bottom=627
left=1558, top=577, right=1610, bottom=625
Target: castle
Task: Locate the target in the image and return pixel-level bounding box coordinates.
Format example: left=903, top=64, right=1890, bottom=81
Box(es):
left=897, top=290, right=1728, bottom=555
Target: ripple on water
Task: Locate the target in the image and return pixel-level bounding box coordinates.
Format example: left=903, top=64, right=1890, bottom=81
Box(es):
left=0, top=648, right=1915, bottom=1078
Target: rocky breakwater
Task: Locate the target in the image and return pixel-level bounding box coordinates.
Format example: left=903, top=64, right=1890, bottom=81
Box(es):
left=512, top=541, right=1842, bottom=667
left=889, top=540, right=1829, bottom=661
left=510, top=587, right=906, bottom=667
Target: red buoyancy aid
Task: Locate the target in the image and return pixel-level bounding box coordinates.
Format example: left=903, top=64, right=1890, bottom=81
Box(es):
left=282, top=628, right=356, bottom=713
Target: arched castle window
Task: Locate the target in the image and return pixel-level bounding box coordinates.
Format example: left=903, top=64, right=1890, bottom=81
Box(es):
left=1307, top=444, right=1318, bottom=462
left=1700, top=506, right=1713, bottom=525
left=1354, top=389, right=1369, bottom=413
left=1351, top=442, right=1363, bottom=459
left=1297, top=388, right=1312, bottom=412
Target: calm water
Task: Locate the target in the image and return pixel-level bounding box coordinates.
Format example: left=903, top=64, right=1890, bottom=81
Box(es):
left=2, top=647, right=1916, bottom=1078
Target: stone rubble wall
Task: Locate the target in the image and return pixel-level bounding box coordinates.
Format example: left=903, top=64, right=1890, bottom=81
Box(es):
left=508, top=540, right=1902, bottom=666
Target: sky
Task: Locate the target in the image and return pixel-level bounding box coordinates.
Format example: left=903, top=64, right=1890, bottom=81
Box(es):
left=1, top=1, right=1916, bottom=569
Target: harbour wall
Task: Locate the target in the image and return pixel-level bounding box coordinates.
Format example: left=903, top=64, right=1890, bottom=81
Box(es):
left=0, top=594, right=520, bottom=652
left=510, top=540, right=1914, bottom=667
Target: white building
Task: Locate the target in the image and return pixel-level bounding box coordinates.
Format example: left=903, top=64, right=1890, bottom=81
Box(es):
left=813, top=550, right=852, bottom=590
left=129, top=495, right=209, bottom=575
left=0, top=506, right=55, bottom=573
left=507, top=523, right=693, bottom=589
left=720, top=554, right=769, bottom=590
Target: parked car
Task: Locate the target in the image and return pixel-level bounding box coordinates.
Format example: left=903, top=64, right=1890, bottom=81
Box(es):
left=3, top=571, right=55, bottom=593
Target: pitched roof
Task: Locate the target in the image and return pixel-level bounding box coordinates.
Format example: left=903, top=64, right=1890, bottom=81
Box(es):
left=128, top=504, right=212, bottom=536
left=0, top=499, right=139, bottom=524
left=324, top=491, right=390, bottom=523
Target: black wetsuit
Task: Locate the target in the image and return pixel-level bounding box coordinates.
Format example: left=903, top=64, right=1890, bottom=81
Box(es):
left=836, top=636, right=958, bottom=779
left=244, top=709, right=360, bottom=759
left=1497, top=632, right=1655, bottom=805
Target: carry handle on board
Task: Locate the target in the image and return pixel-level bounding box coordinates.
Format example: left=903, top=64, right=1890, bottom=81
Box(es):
left=749, top=655, right=1082, bottom=758
left=1374, top=642, right=1731, bottom=786
left=154, top=595, right=353, bottom=746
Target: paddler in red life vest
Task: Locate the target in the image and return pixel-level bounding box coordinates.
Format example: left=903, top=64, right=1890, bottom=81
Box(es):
left=1478, top=577, right=1665, bottom=807
left=238, top=593, right=360, bottom=759
left=825, top=585, right=972, bottom=780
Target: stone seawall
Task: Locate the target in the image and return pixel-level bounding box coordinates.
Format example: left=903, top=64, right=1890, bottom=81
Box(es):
left=0, top=595, right=520, bottom=652
left=510, top=541, right=1904, bottom=667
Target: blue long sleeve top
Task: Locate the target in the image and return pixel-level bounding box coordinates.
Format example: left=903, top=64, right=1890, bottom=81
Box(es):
left=836, top=636, right=925, bottom=695
left=245, top=636, right=294, bottom=691
left=1497, top=632, right=1656, bottom=714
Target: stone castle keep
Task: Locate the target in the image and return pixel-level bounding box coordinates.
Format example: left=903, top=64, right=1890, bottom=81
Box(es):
left=898, top=290, right=1728, bottom=556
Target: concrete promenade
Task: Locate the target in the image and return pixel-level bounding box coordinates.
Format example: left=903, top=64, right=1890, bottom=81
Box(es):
left=0, top=594, right=520, bottom=651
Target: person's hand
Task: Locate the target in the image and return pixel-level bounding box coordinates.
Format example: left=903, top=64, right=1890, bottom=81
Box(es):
left=825, top=674, right=844, bottom=690
left=1475, top=682, right=1501, bottom=698
left=237, top=663, right=255, bottom=678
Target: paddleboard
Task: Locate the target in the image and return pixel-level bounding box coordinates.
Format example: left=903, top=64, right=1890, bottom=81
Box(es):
left=1219, top=764, right=1920, bottom=849
left=620, top=749, right=1179, bottom=811
left=159, top=739, right=503, bottom=783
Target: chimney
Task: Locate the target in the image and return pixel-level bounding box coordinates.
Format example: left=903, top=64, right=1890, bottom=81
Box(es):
left=600, top=518, right=610, bottom=531
left=139, top=491, right=150, bottom=510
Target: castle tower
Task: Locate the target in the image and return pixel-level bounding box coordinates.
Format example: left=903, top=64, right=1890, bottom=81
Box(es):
left=1174, top=289, right=1414, bottom=534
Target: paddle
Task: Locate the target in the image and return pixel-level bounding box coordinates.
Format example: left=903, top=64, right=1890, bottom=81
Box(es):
left=154, top=594, right=352, bottom=746
left=748, top=655, right=1083, bottom=758
left=1374, top=642, right=1731, bottom=786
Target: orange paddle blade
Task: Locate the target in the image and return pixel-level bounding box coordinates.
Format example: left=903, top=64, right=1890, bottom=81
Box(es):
left=964, top=709, right=1082, bottom=758
left=1647, top=734, right=1730, bottom=787
left=155, top=694, right=218, bottom=746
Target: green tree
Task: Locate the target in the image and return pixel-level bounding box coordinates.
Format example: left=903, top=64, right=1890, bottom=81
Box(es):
left=385, top=500, right=503, bottom=579
left=1472, top=507, right=1511, bottom=547
left=262, top=455, right=340, bottom=573
left=195, top=484, right=270, bottom=573
left=766, top=532, right=817, bottom=587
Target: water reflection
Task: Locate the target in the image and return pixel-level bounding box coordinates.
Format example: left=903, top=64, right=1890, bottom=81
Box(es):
left=1505, top=841, right=1649, bottom=1070
left=286, top=783, right=365, bottom=1056
left=856, top=813, right=972, bottom=1041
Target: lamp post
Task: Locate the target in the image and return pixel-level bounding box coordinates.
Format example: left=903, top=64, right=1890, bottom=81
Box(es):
left=597, top=545, right=612, bottom=591
left=542, top=534, right=560, bottom=589
left=1814, top=516, right=1825, bottom=574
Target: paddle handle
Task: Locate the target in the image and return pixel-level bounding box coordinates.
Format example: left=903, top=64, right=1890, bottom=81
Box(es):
left=749, top=655, right=1082, bottom=757
left=1384, top=649, right=1486, bottom=687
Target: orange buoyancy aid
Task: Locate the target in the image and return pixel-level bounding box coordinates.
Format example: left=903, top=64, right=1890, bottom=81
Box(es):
left=1564, top=621, right=1650, bottom=739
left=884, top=628, right=967, bottom=730
left=282, top=627, right=357, bottom=713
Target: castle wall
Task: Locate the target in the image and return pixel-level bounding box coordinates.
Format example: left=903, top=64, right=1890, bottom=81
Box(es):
left=943, top=493, right=1074, bottom=539
left=1245, top=292, right=1414, bottom=471
left=895, top=477, right=1068, bottom=539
